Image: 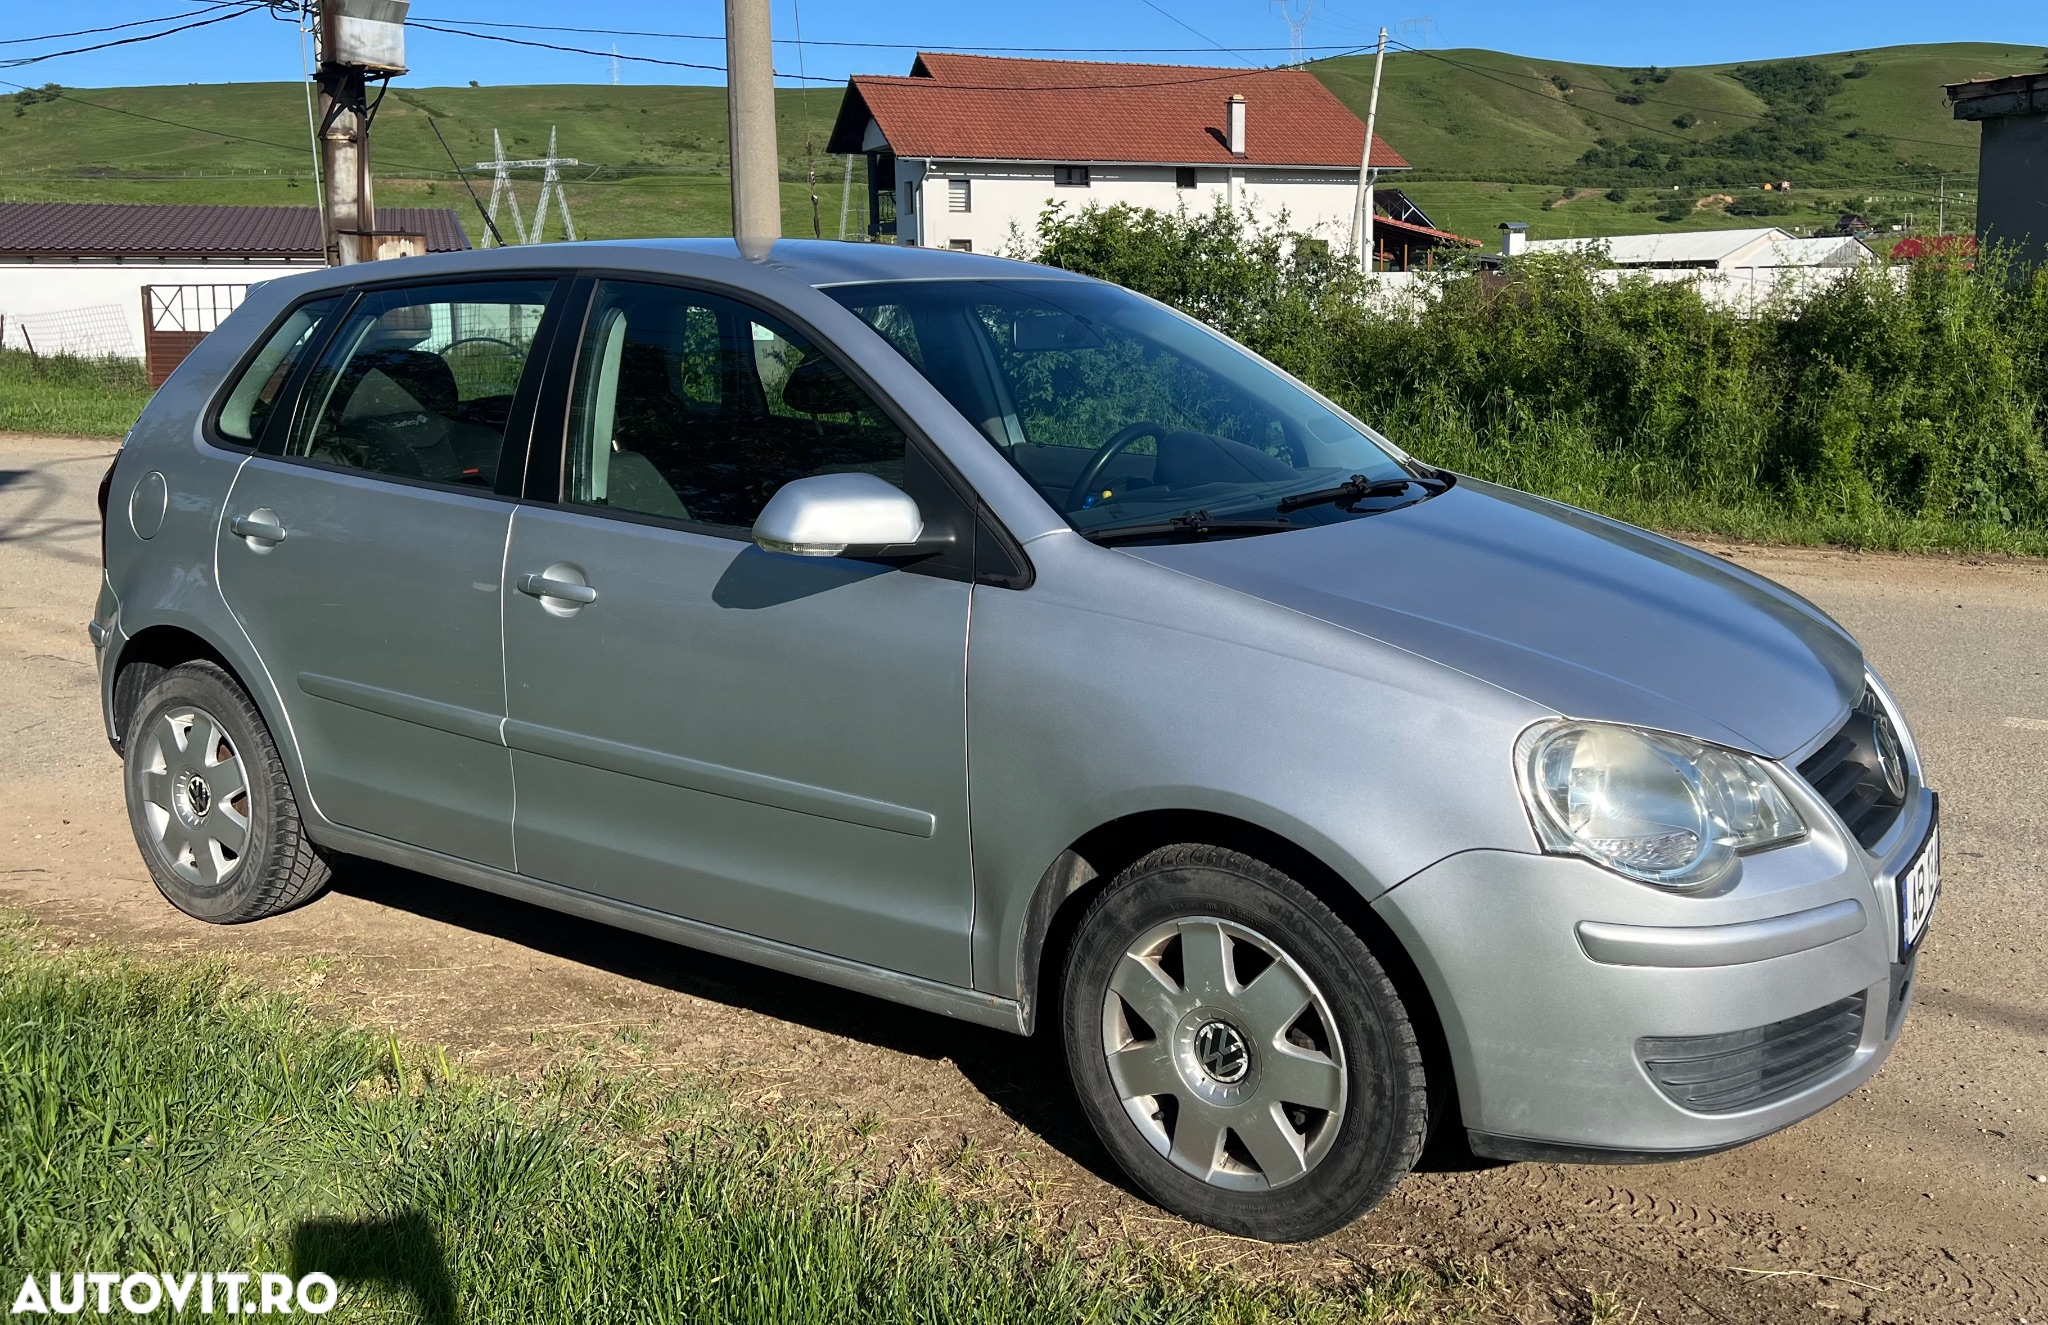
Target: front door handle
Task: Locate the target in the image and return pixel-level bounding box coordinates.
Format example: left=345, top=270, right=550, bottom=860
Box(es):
left=229, top=509, right=286, bottom=546
left=516, top=572, right=598, bottom=605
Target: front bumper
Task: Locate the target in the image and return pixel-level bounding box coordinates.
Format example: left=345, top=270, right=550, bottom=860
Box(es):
left=1373, top=785, right=1933, bottom=1159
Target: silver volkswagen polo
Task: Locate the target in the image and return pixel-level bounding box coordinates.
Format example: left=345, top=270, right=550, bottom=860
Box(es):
left=92, top=240, right=1939, bottom=1242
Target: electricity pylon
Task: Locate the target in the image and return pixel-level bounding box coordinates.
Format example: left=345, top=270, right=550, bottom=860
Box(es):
left=476, top=126, right=579, bottom=245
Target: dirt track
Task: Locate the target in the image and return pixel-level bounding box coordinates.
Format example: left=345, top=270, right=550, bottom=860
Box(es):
left=4, top=431, right=2044, bottom=1323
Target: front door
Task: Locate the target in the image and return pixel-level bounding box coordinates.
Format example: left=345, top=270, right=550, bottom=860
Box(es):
left=500, top=279, right=976, bottom=984
left=217, top=277, right=559, bottom=868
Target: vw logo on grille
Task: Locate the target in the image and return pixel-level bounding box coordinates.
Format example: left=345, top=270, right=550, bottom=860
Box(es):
left=1871, top=710, right=1907, bottom=801
left=1192, top=1020, right=1250, bottom=1084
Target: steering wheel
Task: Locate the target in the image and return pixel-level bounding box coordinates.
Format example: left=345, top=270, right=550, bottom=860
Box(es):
left=1065, top=421, right=1172, bottom=513
left=442, top=339, right=520, bottom=360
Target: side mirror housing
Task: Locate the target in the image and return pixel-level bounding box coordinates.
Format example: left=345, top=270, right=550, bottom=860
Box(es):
left=752, top=472, right=927, bottom=557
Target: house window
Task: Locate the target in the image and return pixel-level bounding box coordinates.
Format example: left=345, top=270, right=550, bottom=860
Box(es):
left=948, top=178, right=970, bottom=213
left=1175, top=167, right=1197, bottom=189
left=1053, top=165, right=1091, bottom=188
left=948, top=239, right=973, bottom=252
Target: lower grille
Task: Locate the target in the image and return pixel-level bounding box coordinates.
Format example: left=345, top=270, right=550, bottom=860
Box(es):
left=1798, top=690, right=1907, bottom=850
left=1638, top=993, right=1866, bottom=1114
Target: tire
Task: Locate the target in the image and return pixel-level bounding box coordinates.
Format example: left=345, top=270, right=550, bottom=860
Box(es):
left=1061, top=844, right=1427, bottom=1242
left=122, top=660, right=331, bottom=924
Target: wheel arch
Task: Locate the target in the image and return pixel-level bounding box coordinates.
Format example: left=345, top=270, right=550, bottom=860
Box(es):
left=109, top=624, right=302, bottom=794
left=1015, top=808, right=1457, bottom=1139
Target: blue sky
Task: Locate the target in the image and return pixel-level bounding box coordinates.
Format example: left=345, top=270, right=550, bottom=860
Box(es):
left=3, top=2, right=2043, bottom=91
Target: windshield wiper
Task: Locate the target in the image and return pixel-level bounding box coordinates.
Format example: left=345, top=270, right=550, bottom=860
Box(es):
left=1274, top=471, right=1448, bottom=515
left=1081, top=509, right=1296, bottom=545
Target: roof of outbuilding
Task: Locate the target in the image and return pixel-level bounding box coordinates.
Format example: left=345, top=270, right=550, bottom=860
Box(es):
left=827, top=53, right=1408, bottom=170
left=0, top=202, right=472, bottom=259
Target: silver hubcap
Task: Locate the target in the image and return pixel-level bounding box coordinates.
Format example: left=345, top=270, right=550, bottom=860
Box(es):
left=137, top=707, right=250, bottom=890
left=1101, top=917, right=1348, bottom=1191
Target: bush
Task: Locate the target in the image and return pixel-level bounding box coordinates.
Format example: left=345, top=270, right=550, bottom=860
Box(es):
left=1018, top=202, right=2048, bottom=553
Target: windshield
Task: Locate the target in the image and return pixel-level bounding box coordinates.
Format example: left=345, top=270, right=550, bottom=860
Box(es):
left=823, top=279, right=1438, bottom=541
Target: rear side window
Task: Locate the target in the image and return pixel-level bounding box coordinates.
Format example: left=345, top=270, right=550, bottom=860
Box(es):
left=561, top=279, right=907, bottom=529
left=214, top=297, right=341, bottom=447
left=285, top=280, right=554, bottom=489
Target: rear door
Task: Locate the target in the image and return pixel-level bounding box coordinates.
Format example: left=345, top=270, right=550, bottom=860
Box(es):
left=499, top=277, right=978, bottom=983
left=217, top=277, right=563, bottom=868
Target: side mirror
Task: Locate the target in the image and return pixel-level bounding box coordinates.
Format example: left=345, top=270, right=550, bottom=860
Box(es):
left=752, top=472, right=928, bottom=557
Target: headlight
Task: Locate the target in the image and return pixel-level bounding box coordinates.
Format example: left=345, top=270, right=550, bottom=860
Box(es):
left=1515, top=721, right=1805, bottom=887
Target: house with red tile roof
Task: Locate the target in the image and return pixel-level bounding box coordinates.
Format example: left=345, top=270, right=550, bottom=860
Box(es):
left=826, top=54, right=1440, bottom=261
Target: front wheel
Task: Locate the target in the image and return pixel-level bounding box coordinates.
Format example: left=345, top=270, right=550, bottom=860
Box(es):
left=1061, top=844, right=1428, bottom=1242
left=122, top=661, right=331, bottom=923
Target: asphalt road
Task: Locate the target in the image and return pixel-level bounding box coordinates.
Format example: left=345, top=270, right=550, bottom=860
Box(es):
left=3, top=432, right=2043, bottom=1323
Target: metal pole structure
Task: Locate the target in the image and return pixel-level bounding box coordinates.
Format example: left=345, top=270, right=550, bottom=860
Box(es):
left=1349, top=27, right=1388, bottom=271
left=725, top=0, right=782, bottom=258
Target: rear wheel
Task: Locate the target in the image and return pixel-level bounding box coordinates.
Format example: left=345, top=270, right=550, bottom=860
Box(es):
left=122, top=661, right=330, bottom=923
left=1061, top=844, right=1427, bottom=1242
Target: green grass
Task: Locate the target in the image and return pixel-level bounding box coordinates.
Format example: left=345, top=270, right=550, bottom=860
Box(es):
left=0, top=81, right=866, bottom=244
left=0, top=351, right=152, bottom=437
left=1311, top=42, right=2047, bottom=241
left=5, top=41, right=2042, bottom=244
left=0, top=921, right=1504, bottom=1323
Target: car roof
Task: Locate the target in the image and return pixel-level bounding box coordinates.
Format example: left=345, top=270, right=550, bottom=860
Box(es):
left=271, top=237, right=1097, bottom=295
left=618, top=238, right=1097, bottom=287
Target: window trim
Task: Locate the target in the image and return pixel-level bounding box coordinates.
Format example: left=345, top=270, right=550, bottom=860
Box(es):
left=249, top=273, right=574, bottom=504
left=519, top=267, right=1035, bottom=588
left=201, top=292, right=353, bottom=454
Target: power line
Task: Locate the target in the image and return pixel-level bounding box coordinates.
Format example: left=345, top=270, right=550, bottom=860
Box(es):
left=0, top=4, right=253, bottom=48
left=1132, top=0, right=1256, bottom=67
left=1, top=7, right=261, bottom=70
left=0, top=75, right=457, bottom=177
left=410, top=13, right=1368, bottom=55
left=415, top=19, right=1367, bottom=89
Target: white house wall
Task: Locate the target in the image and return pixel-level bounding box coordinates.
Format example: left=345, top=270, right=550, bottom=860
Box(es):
left=894, top=160, right=1370, bottom=254
left=0, top=259, right=317, bottom=359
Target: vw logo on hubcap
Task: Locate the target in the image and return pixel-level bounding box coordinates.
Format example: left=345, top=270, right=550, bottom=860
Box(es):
left=183, top=773, right=212, bottom=817
left=1192, top=1020, right=1250, bottom=1084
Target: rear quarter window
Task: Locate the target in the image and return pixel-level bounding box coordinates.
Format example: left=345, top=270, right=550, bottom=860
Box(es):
left=212, top=297, right=344, bottom=448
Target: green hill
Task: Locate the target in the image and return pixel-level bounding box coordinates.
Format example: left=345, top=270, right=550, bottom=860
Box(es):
left=1, top=41, right=2040, bottom=245
left=0, top=81, right=861, bottom=242
left=1317, top=41, right=2045, bottom=240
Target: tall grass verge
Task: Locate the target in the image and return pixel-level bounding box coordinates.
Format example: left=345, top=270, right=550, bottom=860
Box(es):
left=0, top=351, right=153, bottom=438
left=1025, top=202, right=2048, bottom=556
left=0, top=924, right=1503, bottom=1322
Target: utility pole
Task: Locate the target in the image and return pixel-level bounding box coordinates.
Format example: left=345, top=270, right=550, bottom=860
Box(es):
left=313, top=1, right=413, bottom=265
left=1350, top=27, right=1389, bottom=271
left=725, top=0, right=781, bottom=257
left=1937, top=174, right=1945, bottom=233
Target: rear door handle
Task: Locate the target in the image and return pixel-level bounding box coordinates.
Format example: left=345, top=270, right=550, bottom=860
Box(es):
left=516, top=573, right=597, bottom=605
left=229, top=509, right=286, bottom=545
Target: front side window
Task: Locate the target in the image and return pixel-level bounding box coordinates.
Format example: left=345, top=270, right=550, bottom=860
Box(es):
left=828, top=279, right=1434, bottom=542
left=562, top=280, right=907, bottom=531
left=286, top=280, right=554, bottom=488
left=214, top=296, right=342, bottom=446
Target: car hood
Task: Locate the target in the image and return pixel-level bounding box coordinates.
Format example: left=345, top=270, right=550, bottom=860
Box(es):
left=1122, top=480, right=1863, bottom=759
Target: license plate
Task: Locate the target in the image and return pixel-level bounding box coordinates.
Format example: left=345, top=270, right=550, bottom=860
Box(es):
left=1899, top=812, right=1941, bottom=956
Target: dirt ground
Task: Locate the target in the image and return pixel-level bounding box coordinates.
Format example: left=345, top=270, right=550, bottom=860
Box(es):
left=4, top=432, right=2044, bottom=1323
